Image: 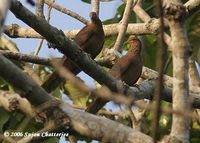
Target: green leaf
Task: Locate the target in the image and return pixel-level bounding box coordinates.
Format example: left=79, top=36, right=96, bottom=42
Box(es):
left=0, top=108, right=10, bottom=132
left=42, top=137, right=59, bottom=143
left=51, top=87, right=62, bottom=99
left=63, top=79, right=89, bottom=107
left=6, top=112, right=25, bottom=129
left=103, top=4, right=125, bottom=24
left=143, top=35, right=157, bottom=70
left=186, top=11, right=200, bottom=63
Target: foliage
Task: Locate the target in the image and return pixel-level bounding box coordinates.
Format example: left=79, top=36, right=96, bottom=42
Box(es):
left=63, top=78, right=89, bottom=107
left=186, top=11, right=200, bottom=63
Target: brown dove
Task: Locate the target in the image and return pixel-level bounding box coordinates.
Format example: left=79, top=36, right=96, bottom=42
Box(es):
left=85, top=36, right=143, bottom=114
left=42, top=12, right=105, bottom=92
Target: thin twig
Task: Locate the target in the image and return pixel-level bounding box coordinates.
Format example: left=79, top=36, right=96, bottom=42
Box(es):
left=0, top=35, right=18, bottom=51
left=91, top=0, right=100, bottom=16
left=44, top=0, right=88, bottom=25
left=188, top=58, right=200, bottom=124
left=0, top=50, right=51, bottom=66
left=128, top=106, right=138, bottom=128
left=163, top=53, right=172, bottom=73
left=113, top=0, right=135, bottom=52
left=34, top=0, right=54, bottom=56
left=33, top=39, right=44, bottom=56
left=152, top=0, right=165, bottom=142
left=189, top=58, right=200, bottom=87
left=36, top=0, right=45, bottom=18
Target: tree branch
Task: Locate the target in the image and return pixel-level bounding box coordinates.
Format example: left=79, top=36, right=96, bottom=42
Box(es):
left=0, top=90, right=34, bottom=117
left=0, top=0, right=10, bottom=35
left=184, top=0, right=200, bottom=16
left=44, top=0, right=89, bottom=25
left=113, top=0, right=135, bottom=51
left=91, top=0, right=100, bottom=16
left=152, top=0, right=165, bottom=142
left=0, top=50, right=51, bottom=66
left=36, top=0, right=44, bottom=18
left=164, top=1, right=191, bottom=142
left=0, top=35, right=43, bottom=84
left=4, top=21, right=159, bottom=39
left=189, top=58, right=200, bottom=87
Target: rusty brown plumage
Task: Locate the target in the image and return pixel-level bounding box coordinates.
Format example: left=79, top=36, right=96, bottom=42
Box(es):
left=42, top=12, right=105, bottom=93
left=85, top=36, right=143, bottom=114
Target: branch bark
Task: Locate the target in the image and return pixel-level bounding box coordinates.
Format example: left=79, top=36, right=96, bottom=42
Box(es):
left=185, top=0, right=200, bottom=16
left=60, top=103, right=153, bottom=143
left=164, top=1, right=191, bottom=142
left=0, top=0, right=10, bottom=35
left=36, top=0, right=44, bottom=18
left=0, top=50, right=51, bottom=66
left=113, top=0, right=134, bottom=51
left=0, top=90, right=34, bottom=117
left=91, top=0, right=100, bottom=16
left=44, top=0, right=88, bottom=24
left=4, top=21, right=159, bottom=39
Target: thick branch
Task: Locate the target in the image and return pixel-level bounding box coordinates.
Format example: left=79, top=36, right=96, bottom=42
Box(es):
left=4, top=21, right=159, bottom=39
left=184, top=0, right=200, bottom=16
left=0, top=54, right=54, bottom=105
left=0, top=90, right=34, bottom=117
left=164, top=1, right=191, bottom=142
left=60, top=104, right=153, bottom=143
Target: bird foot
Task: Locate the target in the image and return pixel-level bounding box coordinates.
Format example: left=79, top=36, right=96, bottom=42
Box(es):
left=87, top=53, right=92, bottom=58
left=47, top=42, right=57, bottom=49
left=133, top=84, right=140, bottom=89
